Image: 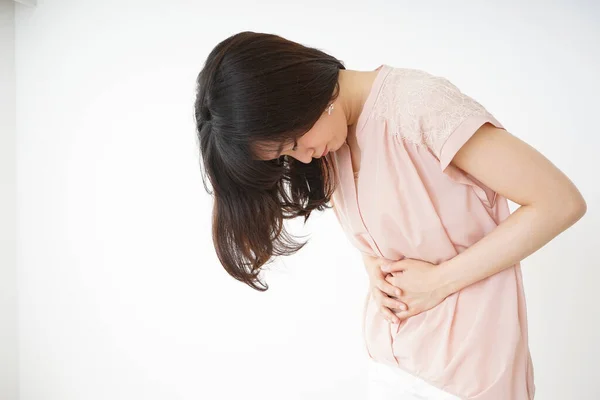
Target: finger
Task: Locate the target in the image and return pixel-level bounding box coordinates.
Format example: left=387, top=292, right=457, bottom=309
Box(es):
left=375, top=278, right=402, bottom=299
left=379, top=305, right=401, bottom=324
left=384, top=275, right=404, bottom=294
left=375, top=291, right=407, bottom=312
left=392, top=309, right=413, bottom=321
left=381, top=262, right=406, bottom=273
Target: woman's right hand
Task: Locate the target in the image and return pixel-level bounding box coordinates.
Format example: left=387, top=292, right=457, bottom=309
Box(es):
left=361, top=253, right=407, bottom=324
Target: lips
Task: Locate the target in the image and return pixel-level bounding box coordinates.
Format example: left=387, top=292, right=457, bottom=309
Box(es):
left=321, top=145, right=328, bottom=157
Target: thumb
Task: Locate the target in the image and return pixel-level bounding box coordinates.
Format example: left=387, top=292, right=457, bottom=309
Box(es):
left=381, top=261, right=404, bottom=273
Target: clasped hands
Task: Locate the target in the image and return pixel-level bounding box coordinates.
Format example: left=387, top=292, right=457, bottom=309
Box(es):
left=362, top=253, right=451, bottom=324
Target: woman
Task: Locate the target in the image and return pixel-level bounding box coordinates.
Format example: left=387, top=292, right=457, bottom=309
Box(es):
left=194, top=31, right=586, bottom=399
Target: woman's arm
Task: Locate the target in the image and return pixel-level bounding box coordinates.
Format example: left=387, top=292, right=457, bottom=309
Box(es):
left=435, top=123, right=587, bottom=297
left=380, top=123, right=586, bottom=321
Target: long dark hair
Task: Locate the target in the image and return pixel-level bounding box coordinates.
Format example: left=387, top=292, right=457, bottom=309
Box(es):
left=194, top=31, right=345, bottom=291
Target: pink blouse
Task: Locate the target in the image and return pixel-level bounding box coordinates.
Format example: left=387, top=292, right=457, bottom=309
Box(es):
left=330, top=64, right=535, bottom=399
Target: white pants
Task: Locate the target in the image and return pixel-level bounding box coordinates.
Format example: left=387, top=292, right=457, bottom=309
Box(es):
left=366, top=358, right=461, bottom=400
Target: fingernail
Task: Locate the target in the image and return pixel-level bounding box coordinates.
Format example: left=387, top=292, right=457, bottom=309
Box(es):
left=381, top=264, right=390, bottom=271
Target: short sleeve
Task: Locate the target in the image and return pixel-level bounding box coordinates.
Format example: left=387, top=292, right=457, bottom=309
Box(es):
left=378, top=68, right=505, bottom=208
left=417, top=74, right=505, bottom=170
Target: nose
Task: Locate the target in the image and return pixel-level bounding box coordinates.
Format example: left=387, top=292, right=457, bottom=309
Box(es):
left=296, top=154, right=313, bottom=164
left=294, top=148, right=315, bottom=164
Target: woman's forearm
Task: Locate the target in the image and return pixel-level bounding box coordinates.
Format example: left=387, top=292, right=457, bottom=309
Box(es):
left=435, top=200, right=586, bottom=297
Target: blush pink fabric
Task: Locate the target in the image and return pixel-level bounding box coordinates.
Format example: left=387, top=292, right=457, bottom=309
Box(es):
left=329, top=64, right=535, bottom=399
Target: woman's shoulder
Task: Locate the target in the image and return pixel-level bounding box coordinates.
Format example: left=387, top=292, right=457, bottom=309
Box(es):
left=366, top=67, right=438, bottom=145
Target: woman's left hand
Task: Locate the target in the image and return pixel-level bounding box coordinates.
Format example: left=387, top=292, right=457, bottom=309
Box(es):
left=381, top=258, right=451, bottom=321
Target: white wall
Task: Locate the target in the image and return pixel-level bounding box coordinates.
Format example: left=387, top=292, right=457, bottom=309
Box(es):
left=0, top=1, right=18, bottom=399
left=13, top=0, right=599, bottom=399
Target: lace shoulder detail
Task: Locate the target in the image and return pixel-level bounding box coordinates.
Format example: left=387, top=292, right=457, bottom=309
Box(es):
left=371, top=68, right=492, bottom=156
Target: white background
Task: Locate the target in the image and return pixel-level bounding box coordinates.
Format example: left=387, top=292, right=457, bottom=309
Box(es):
left=1, top=0, right=599, bottom=399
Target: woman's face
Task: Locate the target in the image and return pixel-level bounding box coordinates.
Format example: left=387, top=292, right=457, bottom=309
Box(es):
left=257, top=101, right=348, bottom=163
